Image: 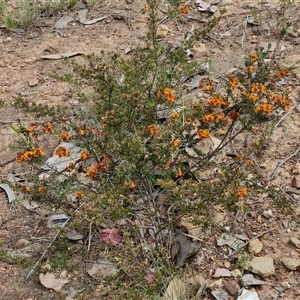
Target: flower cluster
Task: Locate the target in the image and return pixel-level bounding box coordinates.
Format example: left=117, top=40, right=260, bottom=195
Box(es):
left=17, top=147, right=45, bottom=163
left=86, top=156, right=110, bottom=177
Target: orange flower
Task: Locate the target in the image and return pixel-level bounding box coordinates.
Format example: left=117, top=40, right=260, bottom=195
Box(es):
left=129, top=182, right=137, bottom=190
left=202, top=114, right=215, bottom=122
left=33, top=147, right=45, bottom=157
left=171, top=111, right=180, bottom=118
left=67, top=162, right=75, bottom=172
left=215, top=111, right=225, bottom=123
left=251, top=83, right=260, bottom=93
left=43, top=122, right=53, bottom=133
left=24, top=186, right=32, bottom=192
left=78, top=129, right=85, bottom=136
left=38, top=187, right=45, bottom=193
left=255, top=103, right=272, bottom=114
left=55, top=146, right=71, bottom=157
left=80, top=151, right=89, bottom=160
left=173, top=139, right=181, bottom=148
left=207, top=96, right=225, bottom=107
left=277, top=68, right=289, bottom=77
left=229, top=111, right=240, bottom=121
left=96, top=156, right=110, bottom=171
left=76, top=191, right=84, bottom=199
left=164, top=88, right=175, bottom=103
left=249, top=53, right=258, bottom=63
left=247, top=65, right=255, bottom=73
left=60, top=131, right=72, bottom=141
left=249, top=93, right=258, bottom=102
left=147, top=124, right=159, bottom=135
left=229, top=77, right=239, bottom=90
left=175, top=167, right=183, bottom=178
left=26, top=125, right=38, bottom=133
left=178, top=3, right=189, bottom=14
left=260, top=84, right=266, bottom=94
left=86, top=166, right=98, bottom=177
left=16, top=150, right=34, bottom=163
left=237, top=187, right=248, bottom=198
left=198, top=129, right=210, bottom=139
left=205, top=84, right=213, bottom=92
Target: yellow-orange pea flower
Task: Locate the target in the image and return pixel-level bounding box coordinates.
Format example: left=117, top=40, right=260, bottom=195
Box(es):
left=76, top=191, right=84, bottom=199
left=198, top=129, right=210, bottom=139
left=247, top=65, right=255, bottom=73
left=171, top=111, right=180, bottom=118
left=175, top=167, right=183, bottom=178
left=129, top=182, right=137, bottom=190
left=43, top=122, right=53, bottom=133
left=249, top=53, right=258, bottom=63
left=203, top=114, right=215, bottom=122
left=78, top=129, right=85, bottom=136
left=38, top=187, right=45, bottom=193
left=67, top=162, right=75, bottom=172
left=55, top=146, right=71, bottom=157
left=86, top=166, right=98, bottom=177
left=173, top=139, right=181, bottom=148
left=80, top=151, right=89, bottom=160
left=33, top=147, right=45, bottom=157
left=229, top=77, right=239, bottom=90
left=229, top=111, right=240, bottom=121
left=249, top=93, right=258, bottom=102
left=147, top=124, right=159, bottom=135
left=60, top=131, right=72, bottom=141
left=178, top=3, right=189, bottom=14
left=237, top=188, right=248, bottom=198
left=255, top=103, right=272, bottom=115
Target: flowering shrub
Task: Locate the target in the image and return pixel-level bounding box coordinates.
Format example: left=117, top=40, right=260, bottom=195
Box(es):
left=11, top=1, right=294, bottom=297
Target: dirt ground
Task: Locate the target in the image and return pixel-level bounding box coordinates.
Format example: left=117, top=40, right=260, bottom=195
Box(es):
left=0, top=0, right=300, bottom=299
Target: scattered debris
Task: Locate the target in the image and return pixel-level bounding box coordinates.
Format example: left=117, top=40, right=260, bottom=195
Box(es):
left=291, top=175, right=300, bottom=189
left=290, top=237, right=300, bottom=248
left=54, top=16, right=73, bottom=30
left=144, top=268, right=156, bottom=285
left=262, top=209, right=273, bottom=219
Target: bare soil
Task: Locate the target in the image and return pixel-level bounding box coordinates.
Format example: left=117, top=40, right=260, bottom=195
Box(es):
left=0, top=0, right=300, bottom=299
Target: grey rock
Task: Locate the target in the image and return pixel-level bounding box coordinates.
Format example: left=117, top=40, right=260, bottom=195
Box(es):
left=66, top=230, right=83, bottom=241
left=211, top=287, right=228, bottom=300
left=241, top=274, right=265, bottom=286
left=237, top=288, right=259, bottom=300
left=249, top=256, right=275, bottom=278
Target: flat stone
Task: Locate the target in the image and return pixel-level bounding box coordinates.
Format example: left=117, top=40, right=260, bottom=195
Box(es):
left=248, top=239, right=263, bottom=254
left=290, top=237, right=300, bottom=248
left=15, top=238, right=30, bottom=249
left=241, top=274, right=265, bottom=286
left=28, top=79, right=39, bottom=87
left=282, top=258, right=300, bottom=271
left=249, top=256, right=275, bottom=278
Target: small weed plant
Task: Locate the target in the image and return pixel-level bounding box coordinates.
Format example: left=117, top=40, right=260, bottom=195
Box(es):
left=11, top=0, right=294, bottom=297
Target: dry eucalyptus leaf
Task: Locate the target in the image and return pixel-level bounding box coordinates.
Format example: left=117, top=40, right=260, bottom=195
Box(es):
left=0, top=183, right=16, bottom=203
left=163, top=277, right=187, bottom=300
left=39, top=273, right=69, bottom=291
left=100, top=228, right=122, bottom=245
